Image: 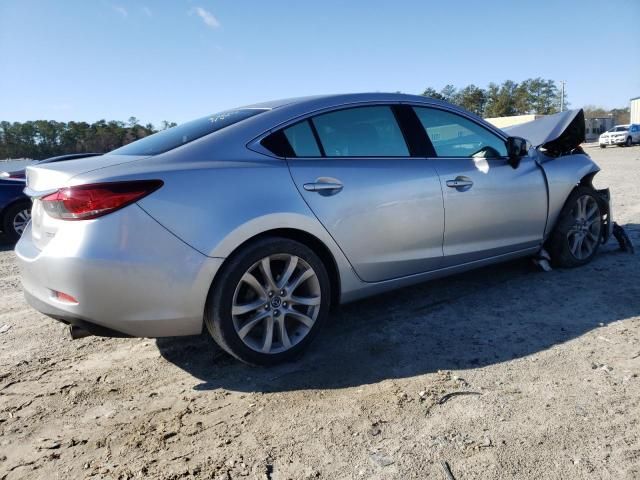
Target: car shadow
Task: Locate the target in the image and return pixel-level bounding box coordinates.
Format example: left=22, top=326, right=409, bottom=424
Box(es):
left=157, top=225, right=640, bottom=393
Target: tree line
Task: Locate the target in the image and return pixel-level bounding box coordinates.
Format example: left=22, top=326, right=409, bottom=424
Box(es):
left=0, top=118, right=177, bottom=160
left=2, top=78, right=628, bottom=160
left=421, top=77, right=564, bottom=118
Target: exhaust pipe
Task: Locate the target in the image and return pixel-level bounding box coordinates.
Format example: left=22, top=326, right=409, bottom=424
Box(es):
left=69, top=325, right=92, bottom=340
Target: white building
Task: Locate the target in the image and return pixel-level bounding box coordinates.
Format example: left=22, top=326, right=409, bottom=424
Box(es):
left=631, top=96, right=640, bottom=124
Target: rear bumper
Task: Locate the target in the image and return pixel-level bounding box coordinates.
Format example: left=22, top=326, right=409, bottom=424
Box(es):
left=23, top=291, right=132, bottom=337
left=15, top=204, right=224, bottom=337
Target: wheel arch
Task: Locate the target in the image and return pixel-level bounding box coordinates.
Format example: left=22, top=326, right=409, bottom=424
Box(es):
left=0, top=196, right=31, bottom=217
left=544, top=169, right=604, bottom=243
left=541, top=153, right=601, bottom=238
left=0, top=197, right=32, bottom=230
left=208, top=227, right=342, bottom=311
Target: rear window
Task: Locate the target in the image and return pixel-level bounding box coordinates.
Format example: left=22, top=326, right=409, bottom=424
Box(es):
left=111, top=108, right=267, bottom=156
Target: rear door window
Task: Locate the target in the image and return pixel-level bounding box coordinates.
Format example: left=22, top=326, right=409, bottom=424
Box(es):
left=311, top=106, right=409, bottom=157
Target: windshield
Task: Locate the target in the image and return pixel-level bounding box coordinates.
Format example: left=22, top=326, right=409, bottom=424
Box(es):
left=608, top=126, right=629, bottom=132
left=111, top=108, right=268, bottom=155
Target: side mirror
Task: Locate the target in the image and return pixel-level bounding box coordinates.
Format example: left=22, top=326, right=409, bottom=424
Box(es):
left=506, top=136, right=528, bottom=169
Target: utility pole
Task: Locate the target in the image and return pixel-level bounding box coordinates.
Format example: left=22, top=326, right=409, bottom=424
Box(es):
left=559, top=80, right=566, bottom=112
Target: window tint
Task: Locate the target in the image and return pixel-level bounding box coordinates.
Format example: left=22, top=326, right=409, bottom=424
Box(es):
left=283, top=121, right=321, bottom=157
left=111, top=108, right=267, bottom=156
left=261, top=130, right=294, bottom=157
left=311, top=106, right=409, bottom=157
left=413, top=107, right=507, bottom=158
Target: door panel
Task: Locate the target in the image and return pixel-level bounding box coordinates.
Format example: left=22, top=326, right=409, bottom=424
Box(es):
left=411, top=105, right=547, bottom=266
left=431, top=156, right=547, bottom=266
left=287, top=158, right=444, bottom=282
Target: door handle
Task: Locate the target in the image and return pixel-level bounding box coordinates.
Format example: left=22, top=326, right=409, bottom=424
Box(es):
left=303, top=180, right=343, bottom=194
left=446, top=177, right=473, bottom=189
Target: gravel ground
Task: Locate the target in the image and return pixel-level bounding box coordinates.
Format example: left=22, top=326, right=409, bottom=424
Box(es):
left=1, top=146, right=639, bottom=480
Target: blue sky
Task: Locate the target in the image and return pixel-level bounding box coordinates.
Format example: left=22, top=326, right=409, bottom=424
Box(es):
left=1, top=0, right=638, bottom=125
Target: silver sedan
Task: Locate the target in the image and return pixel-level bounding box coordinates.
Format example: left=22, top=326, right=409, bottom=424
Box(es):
left=16, top=93, right=613, bottom=365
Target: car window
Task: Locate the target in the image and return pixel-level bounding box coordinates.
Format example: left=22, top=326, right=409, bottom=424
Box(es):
left=283, top=121, right=321, bottom=157
left=111, top=108, right=267, bottom=156
left=413, top=107, right=507, bottom=158
left=311, top=106, right=409, bottom=157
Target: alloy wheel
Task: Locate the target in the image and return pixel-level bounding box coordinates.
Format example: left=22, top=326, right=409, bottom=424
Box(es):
left=566, top=195, right=600, bottom=260
left=231, top=254, right=321, bottom=354
left=12, top=209, right=31, bottom=236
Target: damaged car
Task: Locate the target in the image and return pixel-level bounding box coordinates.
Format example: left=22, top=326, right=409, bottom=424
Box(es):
left=15, top=93, right=628, bottom=365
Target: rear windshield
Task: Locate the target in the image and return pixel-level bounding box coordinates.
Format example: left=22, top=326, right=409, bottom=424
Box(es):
left=111, top=108, right=268, bottom=155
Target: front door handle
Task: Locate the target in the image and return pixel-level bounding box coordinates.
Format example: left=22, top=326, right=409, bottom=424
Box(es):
left=446, top=177, right=473, bottom=190
left=303, top=179, right=343, bottom=195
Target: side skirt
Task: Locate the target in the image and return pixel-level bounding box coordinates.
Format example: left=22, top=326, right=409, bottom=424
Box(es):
left=340, top=246, right=540, bottom=304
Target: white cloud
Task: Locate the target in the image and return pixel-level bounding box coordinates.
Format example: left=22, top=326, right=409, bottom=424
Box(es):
left=142, top=6, right=152, bottom=17
left=112, top=5, right=128, bottom=17
left=193, top=7, right=220, bottom=29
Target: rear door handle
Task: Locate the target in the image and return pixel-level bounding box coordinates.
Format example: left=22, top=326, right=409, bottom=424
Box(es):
left=446, top=177, right=473, bottom=189
left=303, top=180, right=343, bottom=195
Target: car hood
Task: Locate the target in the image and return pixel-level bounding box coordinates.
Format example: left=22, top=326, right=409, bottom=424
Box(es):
left=502, top=109, right=585, bottom=156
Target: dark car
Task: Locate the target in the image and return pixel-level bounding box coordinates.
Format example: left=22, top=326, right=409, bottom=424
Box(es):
left=1, top=153, right=101, bottom=241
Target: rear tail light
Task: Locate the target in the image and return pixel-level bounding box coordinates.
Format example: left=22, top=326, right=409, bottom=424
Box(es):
left=41, top=180, right=163, bottom=220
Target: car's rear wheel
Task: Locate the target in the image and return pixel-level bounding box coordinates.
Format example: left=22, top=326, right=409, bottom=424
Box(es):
left=205, top=237, right=331, bottom=365
left=2, top=202, right=31, bottom=242
left=599, top=144, right=606, bottom=148
left=547, top=187, right=602, bottom=268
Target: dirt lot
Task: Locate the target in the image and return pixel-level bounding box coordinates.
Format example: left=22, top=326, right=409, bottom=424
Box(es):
left=1, top=146, right=639, bottom=480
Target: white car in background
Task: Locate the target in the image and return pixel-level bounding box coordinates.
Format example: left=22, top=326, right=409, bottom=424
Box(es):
left=599, top=124, right=640, bottom=148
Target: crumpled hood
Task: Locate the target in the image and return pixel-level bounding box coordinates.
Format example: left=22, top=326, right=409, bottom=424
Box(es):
left=503, top=109, right=586, bottom=155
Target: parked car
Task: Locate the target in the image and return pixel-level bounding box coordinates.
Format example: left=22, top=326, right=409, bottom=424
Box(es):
left=0, top=153, right=100, bottom=241
left=15, top=94, right=617, bottom=365
left=598, top=124, right=640, bottom=147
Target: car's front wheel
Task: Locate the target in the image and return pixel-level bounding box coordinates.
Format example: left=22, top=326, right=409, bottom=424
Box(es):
left=547, top=187, right=603, bottom=268
left=599, top=144, right=606, bottom=148
left=2, top=202, right=31, bottom=242
left=205, top=237, right=331, bottom=365
left=626, top=137, right=633, bottom=147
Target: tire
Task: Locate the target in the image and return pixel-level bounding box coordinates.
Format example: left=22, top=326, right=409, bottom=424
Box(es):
left=626, top=137, right=632, bottom=147
left=599, top=144, right=606, bottom=148
left=205, top=237, right=331, bottom=365
left=547, top=187, right=603, bottom=268
left=2, top=202, right=31, bottom=242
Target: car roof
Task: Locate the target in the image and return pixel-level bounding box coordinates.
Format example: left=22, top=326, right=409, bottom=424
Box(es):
left=231, top=92, right=490, bottom=142
left=241, top=92, right=456, bottom=111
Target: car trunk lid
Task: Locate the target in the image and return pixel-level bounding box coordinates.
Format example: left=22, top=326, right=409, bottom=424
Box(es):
left=25, top=154, right=149, bottom=250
